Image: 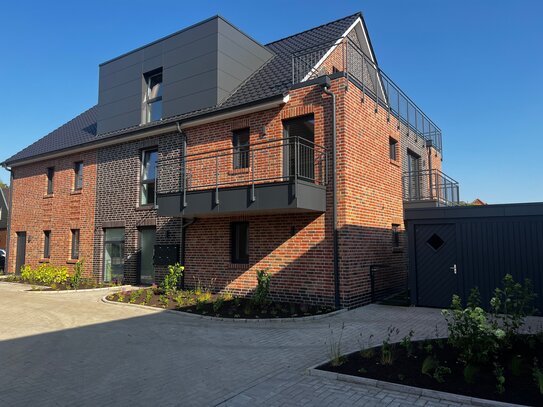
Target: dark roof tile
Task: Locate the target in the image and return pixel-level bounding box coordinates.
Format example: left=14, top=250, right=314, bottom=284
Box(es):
left=3, top=13, right=360, bottom=165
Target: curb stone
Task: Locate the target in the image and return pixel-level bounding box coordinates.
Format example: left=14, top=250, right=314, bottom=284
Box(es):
left=305, top=365, right=526, bottom=407
left=27, top=285, right=134, bottom=294
left=101, top=294, right=348, bottom=323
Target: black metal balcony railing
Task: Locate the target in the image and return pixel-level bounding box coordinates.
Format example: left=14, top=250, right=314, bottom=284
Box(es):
left=292, top=38, right=443, bottom=153
left=402, top=169, right=460, bottom=206
left=156, top=137, right=328, bottom=204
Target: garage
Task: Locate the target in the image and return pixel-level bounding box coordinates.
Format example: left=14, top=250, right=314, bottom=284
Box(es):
left=405, top=203, right=543, bottom=309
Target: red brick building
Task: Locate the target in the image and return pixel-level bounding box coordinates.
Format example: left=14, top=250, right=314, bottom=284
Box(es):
left=2, top=13, right=458, bottom=307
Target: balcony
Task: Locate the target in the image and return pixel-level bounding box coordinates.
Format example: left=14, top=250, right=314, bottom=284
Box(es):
left=402, top=169, right=460, bottom=208
left=292, top=38, right=443, bottom=153
left=156, top=137, right=328, bottom=217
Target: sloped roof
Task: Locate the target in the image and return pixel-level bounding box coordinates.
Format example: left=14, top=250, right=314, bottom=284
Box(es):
left=3, top=13, right=361, bottom=165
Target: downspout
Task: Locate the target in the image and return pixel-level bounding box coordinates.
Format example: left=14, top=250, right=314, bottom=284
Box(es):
left=180, top=218, right=196, bottom=289
left=2, top=164, right=13, bottom=274
left=321, top=77, right=341, bottom=309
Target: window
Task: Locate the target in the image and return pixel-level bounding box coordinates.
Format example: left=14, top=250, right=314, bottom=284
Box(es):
left=43, top=231, right=51, bottom=259
left=103, top=228, right=125, bottom=282
left=71, top=229, right=80, bottom=260
left=389, top=138, right=398, bottom=161
left=232, top=128, right=250, bottom=169
left=141, top=149, right=158, bottom=206
left=392, top=224, right=401, bottom=248
left=46, top=167, right=54, bottom=194
left=74, top=162, right=83, bottom=190
left=231, top=222, right=249, bottom=264
left=144, top=69, right=163, bottom=123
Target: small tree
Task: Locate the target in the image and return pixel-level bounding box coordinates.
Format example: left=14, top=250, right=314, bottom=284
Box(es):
left=253, top=269, right=271, bottom=306
left=161, top=263, right=184, bottom=292
left=71, top=260, right=84, bottom=289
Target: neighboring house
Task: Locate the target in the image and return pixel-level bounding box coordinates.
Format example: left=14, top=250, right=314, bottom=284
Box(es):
left=471, top=198, right=487, bottom=205
left=0, top=187, right=9, bottom=248
left=1, top=13, right=459, bottom=307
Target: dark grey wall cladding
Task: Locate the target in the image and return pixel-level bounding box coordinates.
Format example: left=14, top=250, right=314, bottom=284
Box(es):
left=0, top=191, right=8, bottom=229
left=93, top=132, right=183, bottom=284
left=406, top=203, right=543, bottom=310
left=97, top=16, right=273, bottom=135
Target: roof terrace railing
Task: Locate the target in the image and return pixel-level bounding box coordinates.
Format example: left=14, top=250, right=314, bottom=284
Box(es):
left=402, top=169, right=460, bottom=206
left=292, top=38, right=443, bottom=153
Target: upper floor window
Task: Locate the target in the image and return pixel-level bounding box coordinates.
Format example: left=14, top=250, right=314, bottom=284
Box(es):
left=141, top=149, right=158, bottom=206
left=144, top=69, right=163, bottom=123
left=389, top=138, right=398, bottom=161
left=74, top=161, right=83, bottom=190
left=232, top=128, right=250, bottom=169
left=46, top=167, right=55, bottom=195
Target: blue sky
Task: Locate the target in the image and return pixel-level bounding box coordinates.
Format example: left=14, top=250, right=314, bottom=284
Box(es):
left=1, top=0, right=542, bottom=203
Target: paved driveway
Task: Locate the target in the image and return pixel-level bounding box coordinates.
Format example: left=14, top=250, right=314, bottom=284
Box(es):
left=0, top=283, right=481, bottom=406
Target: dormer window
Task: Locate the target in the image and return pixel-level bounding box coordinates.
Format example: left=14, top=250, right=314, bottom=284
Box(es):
left=144, top=69, right=163, bottom=123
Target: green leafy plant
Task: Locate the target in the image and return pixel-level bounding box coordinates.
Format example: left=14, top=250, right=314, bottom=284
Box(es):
left=422, top=355, right=438, bottom=376
left=380, top=326, right=399, bottom=366
left=422, top=355, right=451, bottom=383
left=213, top=296, right=225, bottom=313
left=129, top=290, right=140, bottom=304
left=442, top=288, right=505, bottom=367
left=159, top=295, right=170, bottom=308
left=433, top=365, right=452, bottom=383
left=117, top=292, right=125, bottom=302
left=71, top=260, right=84, bottom=289
left=490, top=274, right=536, bottom=341
left=161, top=263, right=184, bottom=292
left=143, top=289, right=153, bottom=305
left=494, top=363, right=506, bottom=394
left=400, top=329, right=415, bottom=357
left=253, top=269, right=271, bottom=306
left=20, top=264, right=69, bottom=286
left=358, top=334, right=375, bottom=359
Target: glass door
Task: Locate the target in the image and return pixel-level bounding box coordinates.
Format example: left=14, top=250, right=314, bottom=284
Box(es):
left=283, top=115, right=315, bottom=182
left=138, top=228, right=156, bottom=285
left=407, top=151, right=421, bottom=200
left=104, top=228, right=125, bottom=283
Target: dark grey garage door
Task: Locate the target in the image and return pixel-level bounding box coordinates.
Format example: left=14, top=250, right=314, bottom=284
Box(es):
left=415, top=224, right=458, bottom=308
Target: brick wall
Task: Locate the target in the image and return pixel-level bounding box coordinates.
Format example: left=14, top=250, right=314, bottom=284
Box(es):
left=93, top=133, right=183, bottom=284
left=337, top=77, right=407, bottom=307
left=7, top=151, right=97, bottom=275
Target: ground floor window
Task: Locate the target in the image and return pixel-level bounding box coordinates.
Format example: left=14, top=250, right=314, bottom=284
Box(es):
left=104, top=228, right=125, bottom=282
left=231, top=222, right=249, bottom=264
left=71, top=229, right=80, bottom=260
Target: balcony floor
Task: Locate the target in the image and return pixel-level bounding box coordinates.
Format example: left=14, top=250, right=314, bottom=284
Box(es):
left=157, top=180, right=326, bottom=218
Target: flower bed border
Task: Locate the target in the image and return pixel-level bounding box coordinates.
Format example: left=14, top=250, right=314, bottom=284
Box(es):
left=0, top=279, right=132, bottom=293
left=101, top=294, right=347, bottom=322
left=307, top=363, right=524, bottom=407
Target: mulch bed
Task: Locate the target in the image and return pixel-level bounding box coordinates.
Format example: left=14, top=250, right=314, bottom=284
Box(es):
left=319, top=336, right=543, bottom=406
left=107, top=288, right=335, bottom=319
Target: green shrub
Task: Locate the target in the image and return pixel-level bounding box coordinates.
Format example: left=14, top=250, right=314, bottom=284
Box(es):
left=442, top=288, right=504, bottom=366
left=20, top=264, right=69, bottom=286
left=490, top=274, right=536, bottom=341
left=161, top=263, right=184, bottom=292
left=71, top=260, right=84, bottom=289
left=253, top=269, right=271, bottom=306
